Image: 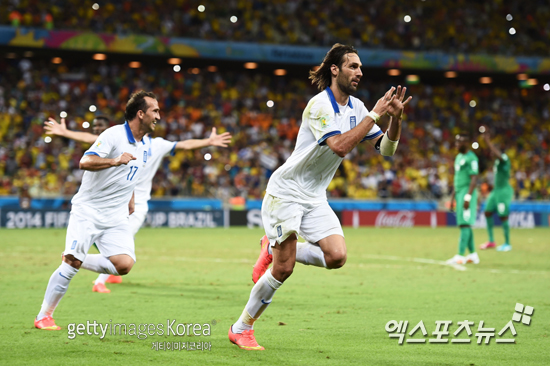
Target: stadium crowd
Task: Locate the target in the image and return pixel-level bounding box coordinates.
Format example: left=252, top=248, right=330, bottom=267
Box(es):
left=0, top=57, right=549, bottom=203
left=2, top=0, right=549, bottom=56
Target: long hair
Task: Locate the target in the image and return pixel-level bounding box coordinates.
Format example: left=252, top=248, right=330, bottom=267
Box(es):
left=124, top=90, right=157, bottom=121
left=309, top=43, right=358, bottom=91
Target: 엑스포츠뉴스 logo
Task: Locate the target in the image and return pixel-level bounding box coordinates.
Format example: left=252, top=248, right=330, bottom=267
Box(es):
left=385, top=303, right=534, bottom=345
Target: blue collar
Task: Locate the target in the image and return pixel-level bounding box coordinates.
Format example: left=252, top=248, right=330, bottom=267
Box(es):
left=325, top=87, right=353, bottom=113
left=124, top=122, right=145, bottom=144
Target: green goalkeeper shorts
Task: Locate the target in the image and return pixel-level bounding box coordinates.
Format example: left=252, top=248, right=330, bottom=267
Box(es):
left=455, top=189, right=478, bottom=226
left=484, top=186, right=513, bottom=217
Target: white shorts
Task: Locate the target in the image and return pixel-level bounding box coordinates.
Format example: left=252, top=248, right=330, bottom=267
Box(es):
left=64, top=212, right=136, bottom=262
left=129, top=207, right=148, bottom=236
left=261, top=194, right=344, bottom=247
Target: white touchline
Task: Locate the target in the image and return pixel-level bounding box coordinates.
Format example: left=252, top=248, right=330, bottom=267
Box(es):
left=361, top=254, right=550, bottom=275
left=362, top=254, right=467, bottom=271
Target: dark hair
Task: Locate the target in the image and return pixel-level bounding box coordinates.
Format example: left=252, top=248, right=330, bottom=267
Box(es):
left=309, top=43, right=358, bottom=91
left=124, top=90, right=157, bottom=121
left=93, top=115, right=110, bottom=125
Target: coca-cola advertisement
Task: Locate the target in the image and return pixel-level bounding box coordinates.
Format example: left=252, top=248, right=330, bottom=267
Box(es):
left=341, top=210, right=448, bottom=227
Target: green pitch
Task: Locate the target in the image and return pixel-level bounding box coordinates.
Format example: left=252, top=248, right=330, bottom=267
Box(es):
left=0, top=227, right=548, bottom=365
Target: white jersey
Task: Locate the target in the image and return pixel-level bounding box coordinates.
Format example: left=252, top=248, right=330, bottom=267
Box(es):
left=134, top=136, right=176, bottom=208
left=267, top=87, right=382, bottom=203
left=71, top=122, right=148, bottom=226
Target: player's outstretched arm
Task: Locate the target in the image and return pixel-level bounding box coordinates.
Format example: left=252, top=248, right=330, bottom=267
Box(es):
left=482, top=131, right=503, bottom=158
left=175, top=127, right=232, bottom=150
left=79, top=152, right=136, bottom=171
left=326, top=86, right=399, bottom=158
left=44, top=117, right=98, bottom=144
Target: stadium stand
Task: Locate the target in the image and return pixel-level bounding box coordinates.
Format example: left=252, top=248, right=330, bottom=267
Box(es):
left=1, top=0, right=548, bottom=55
left=0, top=56, right=548, bottom=202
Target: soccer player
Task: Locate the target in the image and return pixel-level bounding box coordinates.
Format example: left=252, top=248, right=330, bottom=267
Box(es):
left=228, top=43, right=412, bottom=350
left=44, top=114, right=232, bottom=293
left=35, top=90, right=156, bottom=330
left=446, top=134, right=480, bottom=265
left=479, top=130, right=513, bottom=251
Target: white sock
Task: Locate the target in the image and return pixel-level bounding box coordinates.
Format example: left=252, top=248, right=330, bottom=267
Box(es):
left=233, top=268, right=282, bottom=333
left=95, top=273, right=111, bottom=285
left=37, top=262, right=78, bottom=320
left=81, top=254, right=119, bottom=275
left=296, top=241, right=327, bottom=268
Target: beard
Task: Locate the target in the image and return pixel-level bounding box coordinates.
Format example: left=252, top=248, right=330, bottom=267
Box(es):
left=337, top=75, right=357, bottom=96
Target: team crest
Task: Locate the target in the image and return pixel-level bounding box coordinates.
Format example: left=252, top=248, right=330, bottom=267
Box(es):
left=277, top=225, right=282, bottom=237
left=350, top=116, right=356, bottom=128
left=143, top=151, right=148, bottom=163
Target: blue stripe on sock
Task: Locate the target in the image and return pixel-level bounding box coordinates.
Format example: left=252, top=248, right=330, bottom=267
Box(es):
left=58, top=272, right=69, bottom=280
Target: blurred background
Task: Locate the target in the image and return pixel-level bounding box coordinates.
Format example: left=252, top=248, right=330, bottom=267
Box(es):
left=1, top=0, right=549, bottom=228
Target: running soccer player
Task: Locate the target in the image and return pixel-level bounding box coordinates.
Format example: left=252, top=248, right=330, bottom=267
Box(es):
left=446, top=134, right=480, bottom=265
left=228, top=43, right=412, bottom=350
left=44, top=115, right=232, bottom=293
left=479, top=130, right=513, bottom=252
left=35, top=90, right=157, bottom=330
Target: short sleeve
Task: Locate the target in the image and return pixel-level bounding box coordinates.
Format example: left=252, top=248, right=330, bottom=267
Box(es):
left=501, top=154, right=511, bottom=170
left=308, top=99, right=341, bottom=145
left=84, top=130, right=115, bottom=158
left=360, top=124, right=383, bottom=142
left=153, top=137, right=177, bottom=157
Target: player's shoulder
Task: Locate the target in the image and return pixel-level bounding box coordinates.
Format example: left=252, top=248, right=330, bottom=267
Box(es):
left=101, top=123, right=125, bottom=137
left=468, top=151, right=479, bottom=160
left=309, top=89, right=332, bottom=106
left=305, top=90, right=333, bottom=115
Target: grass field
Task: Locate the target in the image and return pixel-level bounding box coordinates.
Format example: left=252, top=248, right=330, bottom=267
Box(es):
left=0, top=227, right=548, bottom=365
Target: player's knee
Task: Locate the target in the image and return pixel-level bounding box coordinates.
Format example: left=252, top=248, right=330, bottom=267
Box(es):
left=272, top=264, right=294, bottom=282
left=326, top=252, right=347, bottom=269
left=112, top=258, right=134, bottom=275
left=115, top=263, right=133, bottom=276
left=63, top=254, right=82, bottom=269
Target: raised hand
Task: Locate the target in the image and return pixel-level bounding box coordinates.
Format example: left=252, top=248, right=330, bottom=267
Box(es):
left=372, top=86, right=397, bottom=117
left=208, top=127, right=232, bottom=147
left=44, top=117, right=68, bottom=137
left=113, top=153, right=136, bottom=166
left=386, top=85, right=412, bottom=119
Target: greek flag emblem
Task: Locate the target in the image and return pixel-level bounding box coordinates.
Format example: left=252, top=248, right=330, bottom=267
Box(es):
left=350, top=116, right=356, bottom=129
left=143, top=151, right=148, bottom=163
left=277, top=225, right=282, bottom=237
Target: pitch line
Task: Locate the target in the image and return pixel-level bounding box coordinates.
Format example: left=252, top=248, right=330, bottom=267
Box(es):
left=362, top=254, right=550, bottom=275
left=363, top=254, right=467, bottom=271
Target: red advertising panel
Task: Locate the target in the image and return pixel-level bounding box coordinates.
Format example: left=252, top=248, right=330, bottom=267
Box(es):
left=341, top=210, right=447, bottom=227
